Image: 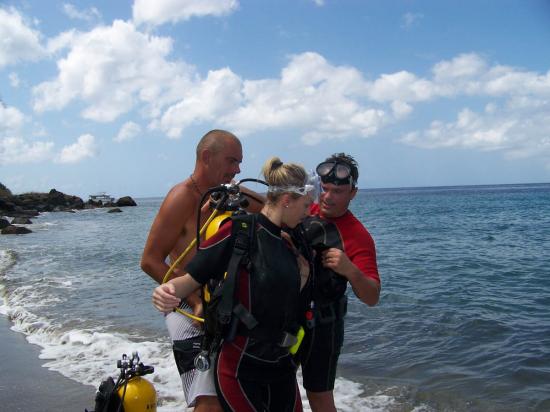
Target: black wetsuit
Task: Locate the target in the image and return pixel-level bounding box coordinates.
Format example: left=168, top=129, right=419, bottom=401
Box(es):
left=298, top=206, right=380, bottom=393
left=185, top=213, right=303, bottom=412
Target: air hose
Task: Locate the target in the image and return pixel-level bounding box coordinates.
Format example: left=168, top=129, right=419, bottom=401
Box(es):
left=161, top=179, right=267, bottom=323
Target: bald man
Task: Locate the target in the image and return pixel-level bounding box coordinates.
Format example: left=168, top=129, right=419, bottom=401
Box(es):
left=141, top=130, right=262, bottom=411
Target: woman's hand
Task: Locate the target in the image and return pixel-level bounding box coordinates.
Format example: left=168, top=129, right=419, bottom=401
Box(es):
left=152, top=283, right=181, bottom=313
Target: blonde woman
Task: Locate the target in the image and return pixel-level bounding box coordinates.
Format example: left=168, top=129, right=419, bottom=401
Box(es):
left=153, top=157, right=314, bottom=411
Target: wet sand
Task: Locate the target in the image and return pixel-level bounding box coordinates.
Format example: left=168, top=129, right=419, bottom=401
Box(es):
left=0, top=315, right=96, bottom=412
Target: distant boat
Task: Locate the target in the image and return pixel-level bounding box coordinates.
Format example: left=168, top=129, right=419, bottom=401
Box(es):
left=89, top=192, right=115, bottom=203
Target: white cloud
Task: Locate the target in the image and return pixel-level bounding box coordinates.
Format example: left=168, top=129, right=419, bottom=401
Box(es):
left=0, top=137, right=54, bottom=165
left=397, top=54, right=550, bottom=160
left=391, top=100, right=413, bottom=119
left=115, top=121, right=142, bottom=142
left=157, top=68, right=243, bottom=138
left=432, top=53, right=487, bottom=81
left=56, top=134, right=98, bottom=163
left=62, top=3, right=101, bottom=22
left=0, top=7, right=45, bottom=68
left=9, top=72, right=20, bottom=88
left=46, top=29, right=78, bottom=54
left=28, top=23, right=550, bottom=161
left=132, top=0, right=239, bottom=26
left=0, top=104, right=25, bottom=134
left=32, top=20, right=194, bottom=122
left=368, top=70, right=438, bottom=102
left=402, top=12, right=423, bottom=29
left=155, top=52, right=389, bottom=143
left=401, top=105, right=550, bottom=161
left=311, top=0, right=325, bottom=6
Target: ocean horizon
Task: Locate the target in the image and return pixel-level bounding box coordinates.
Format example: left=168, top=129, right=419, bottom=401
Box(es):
left=1, top=182, right=549, bottom=411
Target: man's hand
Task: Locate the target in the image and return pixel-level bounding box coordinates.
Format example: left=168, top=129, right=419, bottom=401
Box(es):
left=321, top=248, right=355, bottom=278
left=152, top=283, right=181, bottom=313
left=322, top=247, right=380, bottom=306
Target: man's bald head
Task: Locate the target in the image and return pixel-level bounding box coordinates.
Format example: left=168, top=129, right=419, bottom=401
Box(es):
left=196, top=129, right=241, bottom=160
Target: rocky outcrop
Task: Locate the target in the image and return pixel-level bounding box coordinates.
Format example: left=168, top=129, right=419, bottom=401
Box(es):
left=2, top=225, right=32, bottom=235
left=0, top=186, right=85, bottom=216
left=0, top=218, right=9, bottom=229
left=0, top=183, right=12, bottom=198
left=0, top=183, right=137, bottom=236
left=11, top=217, right=32, bottom=224
left=115, top=196, right=137, bottom=207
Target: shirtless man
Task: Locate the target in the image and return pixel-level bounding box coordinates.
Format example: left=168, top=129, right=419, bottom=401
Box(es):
left=141, top=130, right=262, bottom=411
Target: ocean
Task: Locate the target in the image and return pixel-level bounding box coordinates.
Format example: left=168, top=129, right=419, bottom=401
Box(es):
left=1, top=183, right=549, bottom=411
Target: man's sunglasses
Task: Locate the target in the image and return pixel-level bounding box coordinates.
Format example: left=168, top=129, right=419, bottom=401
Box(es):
left=316, top=161, right=354, bottom=185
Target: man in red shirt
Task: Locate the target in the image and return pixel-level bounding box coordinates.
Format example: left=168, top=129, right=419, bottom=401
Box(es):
left=299, top=153, right=381, bottom=412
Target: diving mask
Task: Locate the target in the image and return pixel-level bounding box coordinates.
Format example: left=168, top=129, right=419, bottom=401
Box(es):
left=316, top=161, right=356, bottom=186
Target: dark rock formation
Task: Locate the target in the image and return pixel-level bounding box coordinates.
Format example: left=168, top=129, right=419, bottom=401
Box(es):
left=115, top=196, right=137, bottom=207
left=0, top=182, right=12, bottom=198
left=0, top=218, right=9, bottom=229
left=0, top=183, right=85, bottom=216
left=0, top=183, right=137, bottom=230
left=11, top=217, right=32, bottom=224
left=2, top=225, right=32, bottom=235
left=107, top=208, right=123, bottom=213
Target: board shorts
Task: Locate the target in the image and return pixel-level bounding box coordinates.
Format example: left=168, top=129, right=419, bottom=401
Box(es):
left=165, top=307, right=217, bottom=407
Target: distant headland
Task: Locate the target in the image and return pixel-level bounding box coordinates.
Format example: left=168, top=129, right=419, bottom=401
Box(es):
left=0, top=182, right=136, bottom=235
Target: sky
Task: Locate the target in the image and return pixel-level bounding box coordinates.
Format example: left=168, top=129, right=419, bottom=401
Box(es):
left=1, top=0, right=550, bottom=198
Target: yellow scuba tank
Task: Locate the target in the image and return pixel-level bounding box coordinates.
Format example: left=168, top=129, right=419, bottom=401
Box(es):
left=90, top=352, right=157, bottom=412
left=203, top=212, right=232, bottom=303
left=205, top=211, right=232, bottom=240
left=116, top=376, right=157, bottom=412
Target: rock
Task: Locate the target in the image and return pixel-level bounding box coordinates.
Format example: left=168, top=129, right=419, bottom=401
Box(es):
left=8, top=189, right=84, bottom=212
left=85, top=199, right=102, bottom=208
left=0, top=182, right=12, bottom=198
left=115, top=196, right=137, bottom=207
left=2, top=225, right=32, bottom=235
left=0, top=197, right=16, bottom=212
left=107, top=208, right=123, bottom=213
left=11, top=217, right=32, bottom=224
left=0, top=218, right=9, bottom=229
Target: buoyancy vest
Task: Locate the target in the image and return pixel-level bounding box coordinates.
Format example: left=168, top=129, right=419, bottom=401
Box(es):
left=302, top=215, right=348, bottom=304
left=201, top=213, right=302, bottom=359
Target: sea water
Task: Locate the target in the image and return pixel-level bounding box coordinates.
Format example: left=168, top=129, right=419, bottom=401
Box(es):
left=1, top=184, right=549, bottom=411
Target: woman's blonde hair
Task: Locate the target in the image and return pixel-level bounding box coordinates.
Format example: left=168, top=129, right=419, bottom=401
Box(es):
left=262, top=157, right=307, bottom=202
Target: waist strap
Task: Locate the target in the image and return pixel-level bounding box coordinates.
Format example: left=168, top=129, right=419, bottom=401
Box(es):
left=237, top=325, right=299, bottom=348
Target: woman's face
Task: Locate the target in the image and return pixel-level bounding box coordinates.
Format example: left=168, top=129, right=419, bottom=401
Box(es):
left=283, top=193, right=313, bottom=228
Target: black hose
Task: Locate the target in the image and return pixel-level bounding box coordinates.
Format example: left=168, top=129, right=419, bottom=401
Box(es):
left=193, top=179, right=269, bottom=250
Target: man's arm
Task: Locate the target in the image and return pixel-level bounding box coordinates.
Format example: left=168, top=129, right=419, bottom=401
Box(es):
left=140, top=184, right=194, bottom=284
left=321, top=248, right=380, bottom=306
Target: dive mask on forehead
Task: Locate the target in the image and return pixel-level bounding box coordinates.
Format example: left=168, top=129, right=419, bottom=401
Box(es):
left=267, top=171, right=321, bottom=201
left=316, top=161, right=355, bottom=186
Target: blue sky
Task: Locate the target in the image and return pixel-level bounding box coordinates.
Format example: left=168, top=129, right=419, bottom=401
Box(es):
left=1, top=0, right=550, bottom=198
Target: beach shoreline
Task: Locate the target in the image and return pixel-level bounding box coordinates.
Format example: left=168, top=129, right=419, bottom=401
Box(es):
left=0, top=315, right=96, bottom=412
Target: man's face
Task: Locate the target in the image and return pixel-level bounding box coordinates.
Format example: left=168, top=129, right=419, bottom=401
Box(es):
left=319, top=182, right=356, bottom=218
left=211, top=140, right=242, bottom=184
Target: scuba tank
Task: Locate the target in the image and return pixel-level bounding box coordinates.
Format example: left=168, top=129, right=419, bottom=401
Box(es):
left=87, top=352, right=156, bottom=412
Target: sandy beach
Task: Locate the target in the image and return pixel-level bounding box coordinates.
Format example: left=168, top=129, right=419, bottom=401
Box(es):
left=0, top=315, right=96, bottom=412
